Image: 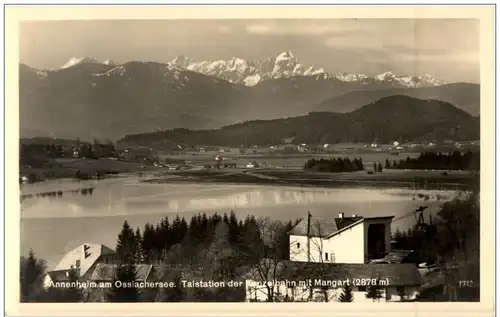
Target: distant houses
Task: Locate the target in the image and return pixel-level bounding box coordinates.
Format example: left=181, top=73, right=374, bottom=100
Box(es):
left=118, top=146, right=153, bottom=162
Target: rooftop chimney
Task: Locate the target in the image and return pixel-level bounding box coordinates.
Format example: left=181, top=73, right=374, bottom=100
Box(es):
left=352, top=214, right=358, bottom=218
left=338, top=212, right=344, bottom=219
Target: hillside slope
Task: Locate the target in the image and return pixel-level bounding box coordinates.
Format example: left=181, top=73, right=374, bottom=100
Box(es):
left=120, top=95, right=479, bottom=147
left=315, top=83, right=480, bottom=116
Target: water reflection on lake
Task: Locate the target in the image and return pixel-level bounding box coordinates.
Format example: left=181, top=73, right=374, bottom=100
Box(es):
left=20, top=176, right=452, bottom=269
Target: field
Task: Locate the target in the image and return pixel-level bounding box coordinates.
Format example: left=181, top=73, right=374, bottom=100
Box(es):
left=159, top=150, right=422, bottom=169
left=19, top=158, right=161, bottom=182
left=20, top=147, right=477, bottom=189
left=146, top=166, right=474, bottom=191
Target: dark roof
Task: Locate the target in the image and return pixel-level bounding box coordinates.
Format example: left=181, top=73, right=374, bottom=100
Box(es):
left=46, top=269, right=78, bottom=283
left=289, top=216, right=363, bottom=237
left=100, top=245, right=115, bottom=256
left=244, top=260, right=422, bottom=287
left=380, top=250, right=414, bottom=263
left=90, top=264, right=152, bottom=281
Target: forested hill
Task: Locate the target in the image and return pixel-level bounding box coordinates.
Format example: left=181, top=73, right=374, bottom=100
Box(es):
left=119, top=95, right=480, bottom=147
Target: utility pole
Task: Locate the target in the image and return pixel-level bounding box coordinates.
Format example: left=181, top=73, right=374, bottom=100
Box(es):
left=307, top=211, right=312, bottom=262
left=307, top=210, right=312, bottom=300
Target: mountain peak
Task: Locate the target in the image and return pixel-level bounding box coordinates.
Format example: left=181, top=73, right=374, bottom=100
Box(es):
left=164, top=53, right=444, bottom=88
left=375, top=71, right=396, bottom=81
left=60, top=57, right=115, bottom=69
left=275, top=50, right=296, bottom=62
left=171, top=55, right=191, bottom=67
left=61, top=57, right=99, bottom=69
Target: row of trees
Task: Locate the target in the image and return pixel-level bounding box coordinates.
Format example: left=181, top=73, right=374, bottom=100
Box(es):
left=115, top=212, right=293, bottom=265
left=20, top=139, right=118, bottom=165
left=108, top=212, right=297, bottom=302
left=391, top=151, right=480, bottom=171
left=304, top=157, right=365, bottom=173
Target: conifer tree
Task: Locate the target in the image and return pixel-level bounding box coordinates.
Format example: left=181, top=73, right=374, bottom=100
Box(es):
left=20, top=249, right=46, bottom=302
left=141, top=223, right=155, bottom=263
left=366, top=282, right=383, bottom=302
left=116, top=220, right=136, bottom=263
left=338, top=283, right=354, bottom=302
left=135, top=227, right=143, bottom=263
left=107, top=263, right=139, bottom=302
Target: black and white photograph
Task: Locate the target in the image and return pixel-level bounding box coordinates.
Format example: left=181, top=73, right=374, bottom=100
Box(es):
left=7, top=5, right=495, bottom=314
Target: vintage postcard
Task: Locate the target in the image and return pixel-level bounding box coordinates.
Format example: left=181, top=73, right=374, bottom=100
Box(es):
left=4, top=4, right=495, bottom=317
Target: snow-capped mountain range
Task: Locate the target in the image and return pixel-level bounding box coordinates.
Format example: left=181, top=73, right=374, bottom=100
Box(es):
left=56, top=51, right=445, bottom=88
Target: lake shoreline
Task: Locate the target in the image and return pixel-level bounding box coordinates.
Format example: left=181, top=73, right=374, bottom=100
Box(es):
left=142, top=168, right=474, bottom=191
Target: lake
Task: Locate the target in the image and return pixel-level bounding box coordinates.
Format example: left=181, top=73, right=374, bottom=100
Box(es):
left=20, top=176, right=453, bottom=269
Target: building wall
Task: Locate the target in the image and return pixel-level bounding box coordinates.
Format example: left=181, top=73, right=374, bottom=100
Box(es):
left=324, top=222, right=365, bottom=264
left=289, top=235, right=324, bottom=262
left=289, top=222, right=365, bottom=264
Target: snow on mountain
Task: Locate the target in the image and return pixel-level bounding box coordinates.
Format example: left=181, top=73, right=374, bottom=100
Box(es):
left=169, top=50, right=326, bottom=86
left=168, top=51, right=445, bottom=88
left=102, top=60, right=115, bottom=66
left=335, top=72, right=369, bottom=82
left=60, top=57, right=115, bottom=69
left=57, top=54, right=444, bottom=88
left=373, top=71, right=445, bottom=88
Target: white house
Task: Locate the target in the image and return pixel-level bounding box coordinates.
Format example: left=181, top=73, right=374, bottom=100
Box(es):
left=243, top=260, right=422, bottom=302
left=289, top=213, right=393, bottom=264
left=43, top=243, right=117, bottom=288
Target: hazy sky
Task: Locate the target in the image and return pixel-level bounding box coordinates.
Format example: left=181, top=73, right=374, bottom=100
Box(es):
left=20, top=19, right=479, bottom=82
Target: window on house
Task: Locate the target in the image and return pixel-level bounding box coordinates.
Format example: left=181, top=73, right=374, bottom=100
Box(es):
left=297, top=242, right=300, bottom=249
left=325, top=253, right=328, bottom=261
left=331, top=252, right=335, bottom=263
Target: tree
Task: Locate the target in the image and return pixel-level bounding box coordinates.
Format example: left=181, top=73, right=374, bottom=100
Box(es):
left=153, top=270, right=185, bottom=302
left=385, top=159, right=391, bottom=169
left=116, top=220, right=137, bottom=263
left=366, top=282, right=383, bottom=302
left=45, top=268, right=82, bottom=302
left=308, top=221, right=337, bottom=302
left=107, top=264, right=139, bottom=302
left=377, top=162, right=383, bottom=172
left=20, top=250, right=46, bottom=302
left=396, top=286, right=407, bottom=302
left=141, top=223, right=156, bottom=263
left=164, top=275, right=185, bottom=302
left=135, top=227, right=143, bottom=263
left=338, top=283, right=354, bottom=302
left=206, top=221, right=234, bottom=281
left=240, top=217, right=290, bottom=302
left=373, top=162, right=377, bottom=173
left=431, top=182, right=480, bottom=301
